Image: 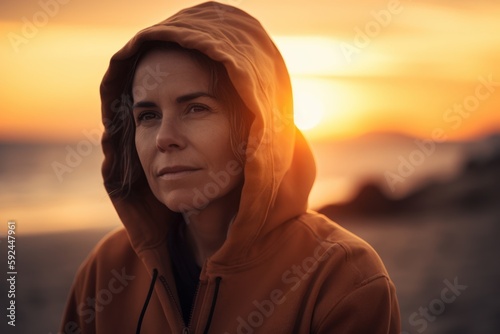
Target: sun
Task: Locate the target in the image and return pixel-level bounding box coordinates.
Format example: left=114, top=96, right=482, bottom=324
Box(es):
left=292, top=80, right=326, bottom=131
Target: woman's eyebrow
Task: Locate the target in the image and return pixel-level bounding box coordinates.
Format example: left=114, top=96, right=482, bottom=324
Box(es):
left=176, top=92, right=216, bottom=104
left=132, top=101, right=158, bottom=109
left=132, top=92, right=215, bottom=109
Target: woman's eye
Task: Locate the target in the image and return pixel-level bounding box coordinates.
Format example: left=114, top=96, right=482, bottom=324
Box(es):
left=136, top=111, right=158, bottom=122
left=188, top=104, right=210, bottom=113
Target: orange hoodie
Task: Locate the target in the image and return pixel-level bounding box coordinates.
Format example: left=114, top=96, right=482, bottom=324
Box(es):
left=60, top=2, right=401, bottom=333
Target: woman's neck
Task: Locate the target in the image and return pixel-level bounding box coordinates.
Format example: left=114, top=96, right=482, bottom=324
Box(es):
left=182, top=185, right=241, bottom=267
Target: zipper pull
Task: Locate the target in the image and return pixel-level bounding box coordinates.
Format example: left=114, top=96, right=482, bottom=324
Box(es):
left=182, top=327, right=190, bottom=334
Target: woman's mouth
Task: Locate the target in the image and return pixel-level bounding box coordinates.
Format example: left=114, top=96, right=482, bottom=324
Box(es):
left=157, top=166, right=201, bottom=180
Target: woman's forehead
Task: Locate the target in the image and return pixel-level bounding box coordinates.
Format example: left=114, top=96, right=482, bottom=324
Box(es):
left=134, top=49, right=206, bottom=79
left=132, top=49, right=211, bottom=97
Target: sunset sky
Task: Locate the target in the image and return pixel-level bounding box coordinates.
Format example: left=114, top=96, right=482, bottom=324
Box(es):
left=1, top=0, right=500, bottom=143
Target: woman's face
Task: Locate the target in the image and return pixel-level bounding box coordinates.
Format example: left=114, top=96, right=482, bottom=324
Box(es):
left=132, top=49, right=243, bottom=213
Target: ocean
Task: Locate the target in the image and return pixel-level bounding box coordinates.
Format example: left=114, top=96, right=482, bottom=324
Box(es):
left=0, top=134, right=466, bottom=234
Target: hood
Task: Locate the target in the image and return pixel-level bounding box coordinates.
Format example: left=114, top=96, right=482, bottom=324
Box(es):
left=100, top=1, right=316, bottom=268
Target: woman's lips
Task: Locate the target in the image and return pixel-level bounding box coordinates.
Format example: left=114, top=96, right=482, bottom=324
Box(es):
left=157, top=166, right=201, bottom=180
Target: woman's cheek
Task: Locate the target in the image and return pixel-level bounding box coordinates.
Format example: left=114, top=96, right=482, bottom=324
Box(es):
left=135, top=130, right=156, bottom=167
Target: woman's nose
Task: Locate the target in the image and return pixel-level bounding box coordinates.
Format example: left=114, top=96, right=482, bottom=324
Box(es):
left=155, top=117, right=187, bottom=152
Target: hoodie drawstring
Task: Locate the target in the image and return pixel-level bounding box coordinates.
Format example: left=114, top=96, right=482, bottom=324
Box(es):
left=203, top=276, right=222, bottom=334
left=136, top=268, right=158, bottom=334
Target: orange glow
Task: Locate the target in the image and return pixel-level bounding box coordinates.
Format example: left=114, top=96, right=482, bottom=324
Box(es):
left=0, top=22, right=134, bottom=142
left=291, top=79, right=326, bottom=131
left=273, top=36, right=346, bottom=77
left=2, top=2, right=500, bottom=143
left=2, top=1, right=500, bottom=235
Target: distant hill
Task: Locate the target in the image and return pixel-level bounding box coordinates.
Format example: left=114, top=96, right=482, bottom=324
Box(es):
left=318, top=133, right=500, bottom=220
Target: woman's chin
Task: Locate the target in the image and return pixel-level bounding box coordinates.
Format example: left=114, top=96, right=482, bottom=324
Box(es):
left=157, top=191, right=208, bottom=213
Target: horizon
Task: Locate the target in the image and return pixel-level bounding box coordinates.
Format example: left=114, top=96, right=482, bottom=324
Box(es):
left=2, top=130, right=498, bottom=234
left=0, top=127, right=498, bottom=146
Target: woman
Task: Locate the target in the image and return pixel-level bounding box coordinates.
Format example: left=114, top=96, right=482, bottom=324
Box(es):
left=61, top=2, right=400, bottom=333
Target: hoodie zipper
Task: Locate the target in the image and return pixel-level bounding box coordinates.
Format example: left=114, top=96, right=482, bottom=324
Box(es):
left=185, top=282, right=201, bottom=332
left=159, top=275, right=222, bottom=334
left=159, top=275, right=192, bottom=333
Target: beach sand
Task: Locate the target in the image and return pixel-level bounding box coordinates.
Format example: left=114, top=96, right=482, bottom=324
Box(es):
left=1, top=206, right=499, bottom=333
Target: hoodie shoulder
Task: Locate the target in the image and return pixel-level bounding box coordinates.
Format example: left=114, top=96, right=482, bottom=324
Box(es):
left=295, top=211, right=390, bottom=281
left=88, top=228, right=135, bottom=264
left=60, top=228, right=142, bottom=332
left=293, top=212, right=400, bottom=333
left=72, top=228, right=138, bottom=288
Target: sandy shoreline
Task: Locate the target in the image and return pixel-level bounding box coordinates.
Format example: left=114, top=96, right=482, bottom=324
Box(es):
left=1, top=206, right=499, bottom=334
